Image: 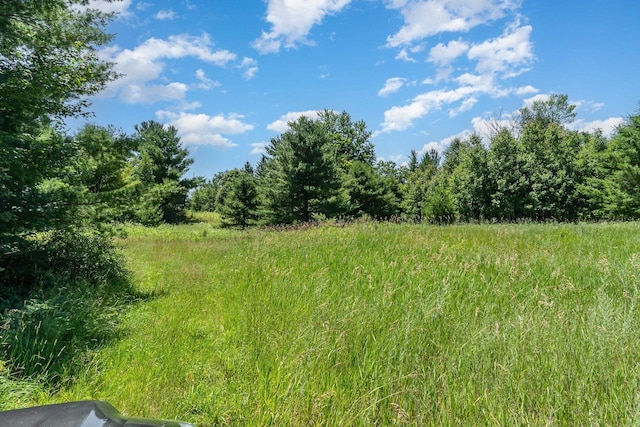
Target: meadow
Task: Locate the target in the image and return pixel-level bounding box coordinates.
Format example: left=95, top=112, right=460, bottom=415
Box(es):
left=4, top=220, right=640, bottom=425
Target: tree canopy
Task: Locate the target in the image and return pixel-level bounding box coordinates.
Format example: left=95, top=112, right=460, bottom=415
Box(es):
left=1, top=0, right=116, bottom=240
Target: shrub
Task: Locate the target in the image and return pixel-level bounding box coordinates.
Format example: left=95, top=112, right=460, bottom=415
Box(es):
left=0, top=231, right=135, bottom=383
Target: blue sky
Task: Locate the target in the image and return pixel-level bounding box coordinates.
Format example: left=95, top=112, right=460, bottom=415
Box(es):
left=78, top=0, right=640, bottom=179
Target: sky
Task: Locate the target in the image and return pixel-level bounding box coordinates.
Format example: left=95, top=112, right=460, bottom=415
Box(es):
left=76, top=0, right=640, bottom=179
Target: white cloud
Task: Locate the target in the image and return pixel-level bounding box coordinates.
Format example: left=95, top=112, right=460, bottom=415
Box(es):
left=378, top=77, right=406, bottom=97
left=155, top=9, right=177, bottom=20
left=156, top=111, right=254, bottom=148
left=136, top=2, right=152, bottom=11
left=428, top=39, right=469, bottom=66
left=449, top=97, right=478, bottom=117
left=470, top=114, right=516, bottom=139
left=570, top=118, right=624, bottom=137
left=378, top=19, right=536, bottom=135
left=515, top=85, right=538, bottom=96
left=193, top=69, right=220, bottom=91
left=251, top=142, right=269, bottom=155
left=380, top=74, right=500, bottom=132
left=120, top=82, right=188, bottom=104
left=386, top=0, right=519, bottom=47
left=240, top=57, right=259, bottom=79
left=416, top=130, right=473, bottom=157
left=267, top=110, right=323, bottom=133
left=522, top=93, right=550, bottom=108
left=395, top=49, right=417, bottom=62
left=99, top=34, right=237, bottom=104
left=83, top=0, right=133, bottom=16
left=467, top=23, right=534, bottom=74
left=253, top=0, right=353, bottom=54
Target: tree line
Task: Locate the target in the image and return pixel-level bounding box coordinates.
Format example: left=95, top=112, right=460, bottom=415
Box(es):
left=2, top=0, right=640, bottom=244
left=190, top=98, right=640, bottom=227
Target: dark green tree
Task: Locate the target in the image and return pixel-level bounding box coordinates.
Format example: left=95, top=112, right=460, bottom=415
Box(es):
left=486, top=128, right=529, bottom=220
left=515, top=95, right=587, bottom=220
left=583, top=112, right=640, bottom=218
left=131, top=121, right=199, bottom=224
left=342, top=161, right=399, bottom=219
left=320, top=110, right=376, bottom=166
left=260, top=116, right=343, bottom=224
left=1, top=0, right=116, bottom=240
left=450, top=134, right=492, bottom=220
left=216, top=169, right=259, bottom=228
left=188, top=181, right=219, bottom=212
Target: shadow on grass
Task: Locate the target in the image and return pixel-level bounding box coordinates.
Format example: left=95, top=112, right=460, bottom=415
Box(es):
left=0, top=231, right=157, bottom=391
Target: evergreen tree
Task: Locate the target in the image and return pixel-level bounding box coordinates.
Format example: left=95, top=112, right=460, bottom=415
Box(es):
left=584, top=112, right=640, bottom=218
left=342, top=161, right=399, bottom=219
left=259, top=115, right=344, bottom=224
left=1, top=0, right=116, bottom=240
left=131, top=121, right=199, bottom=224
left=216, top=169, right=259, bottom=228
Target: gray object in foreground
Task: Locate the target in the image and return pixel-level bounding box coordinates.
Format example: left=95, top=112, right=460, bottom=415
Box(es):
left=0, top=400, right=195, bottom=427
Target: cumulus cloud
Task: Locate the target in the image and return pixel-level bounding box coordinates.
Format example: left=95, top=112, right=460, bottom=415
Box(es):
left=467, top=23, right=534, bottom=75
left=570, top=118, right=624, bottom=137
left=428, top=39, right=469, bottom=66
left=522, top=93, right=550, bottom=108
left=267, top=110, right=323, bottom=133
left=156, top=111, right=254, bottom=148
left=395, top=49, right=417, bottom=62
left=99, top=33, right=237, bottom=104
left=253, top=0, right=353, bottom=54
left=379, top=15, right=535, bottom=134
left=120, top=82, right=188, bottom=104
left=380, top=75, right=498, bottom=132
left=378, top=77, right=406, bottom=97
left=385, top=0, right=519, bottom=47
left=515, top=85, right=538, bottom=96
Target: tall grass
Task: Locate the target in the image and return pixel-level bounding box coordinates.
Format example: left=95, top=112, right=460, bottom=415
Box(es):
left=18, top=222, right=640, bottom=425
left=0, top=232, right=142, bottom=410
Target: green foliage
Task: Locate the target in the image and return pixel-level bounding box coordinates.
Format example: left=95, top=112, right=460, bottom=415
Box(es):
left=0, top=0, right=116, bottom=132
left=0, top=128, right=79, bottom=236
left=342, top=161, right=399, bottom=219
left=583, top=112, right=640, bottom=219
left=0, top=0, right=116, bottom=238
left=130, top=121, right=200, bottom=225
left=69, top=124, right=138, bottom=226
left=188, top=181, right=219, bottom=212
left=260, top=115, right=344, bottom=224
left=517, top=93, right=577, bottom=129
left=450, top=133, right=492, bottom=220
left=518, top=123, right=588, bottom=220
left=319, top=110, right=376, bottom=166
left=486, top=128, right=529, bottom=220
left=216, top=169, right=259, bottom=228
left=257, top=111, right=388, bottom=224
left=402, top=163, right=437, bottom=221
left=0, top=231, right=135, bottom=385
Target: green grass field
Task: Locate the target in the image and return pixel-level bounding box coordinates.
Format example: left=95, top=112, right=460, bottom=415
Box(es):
left=7, top=221, right=640, bottom=425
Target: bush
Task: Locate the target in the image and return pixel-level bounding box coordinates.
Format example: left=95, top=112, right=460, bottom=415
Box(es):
left=0, top=231, right=136, bottom=383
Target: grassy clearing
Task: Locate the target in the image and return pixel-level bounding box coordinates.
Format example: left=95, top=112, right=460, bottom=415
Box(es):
left=11, top=222, right=640, bottom=425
